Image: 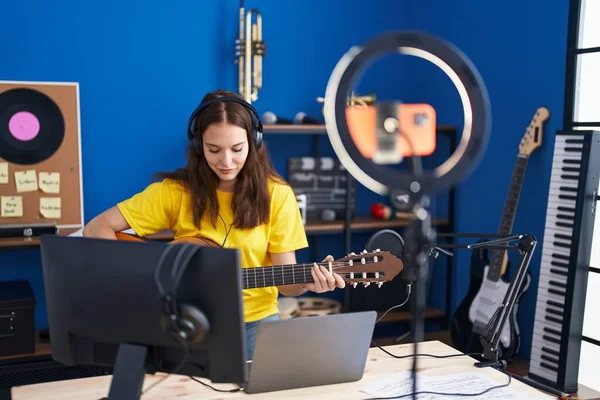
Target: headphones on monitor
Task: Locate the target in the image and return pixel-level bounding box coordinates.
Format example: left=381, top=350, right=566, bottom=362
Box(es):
left=186, top=96, right=264, bottom=150
left=155, top=243, right=210, bottom=345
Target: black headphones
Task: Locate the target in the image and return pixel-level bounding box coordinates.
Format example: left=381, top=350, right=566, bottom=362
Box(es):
left=154, top=243, right=210, bottom=345
left=187, top=96, right=264, bottom=150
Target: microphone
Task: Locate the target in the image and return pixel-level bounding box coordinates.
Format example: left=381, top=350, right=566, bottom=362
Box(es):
left=262, top=111, right=292, bottom=125
left=365, top=229, right=406, bottom=268
left=365, top=229, right=453, bottom=282
left=295, top=112, right=322, bottom=125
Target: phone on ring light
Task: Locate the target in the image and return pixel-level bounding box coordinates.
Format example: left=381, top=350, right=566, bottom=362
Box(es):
left=346, top=102, right=436, bottom=164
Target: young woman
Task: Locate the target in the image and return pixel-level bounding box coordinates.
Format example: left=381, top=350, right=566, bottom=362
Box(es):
left=82, top=89, right=345, bottom=359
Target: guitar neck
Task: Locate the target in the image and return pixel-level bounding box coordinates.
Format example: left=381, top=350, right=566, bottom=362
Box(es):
left=488, top=154, right=529, bottom=278
left=242, top=261, right=329, bottom=289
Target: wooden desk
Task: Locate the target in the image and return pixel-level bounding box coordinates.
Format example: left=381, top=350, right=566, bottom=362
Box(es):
left=12, top=341, right=554, bottom=399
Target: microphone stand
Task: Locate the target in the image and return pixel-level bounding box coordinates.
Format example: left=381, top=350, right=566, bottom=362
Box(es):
left=415, top=232, right=537, bottom=366
left=467, top=234, right=537, bottom=366
left=397, top=194, right=435, bottom=400
left=410, top=232, right=572, bottom=398
left=402, top=232, right=536, bottom=366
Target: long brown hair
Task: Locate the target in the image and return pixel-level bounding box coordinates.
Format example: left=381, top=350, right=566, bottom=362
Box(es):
left=155, top=89, right=285, bottom=230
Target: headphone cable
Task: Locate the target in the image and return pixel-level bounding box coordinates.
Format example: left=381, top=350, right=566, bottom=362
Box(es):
left=142, top=243, right=197, bottom=397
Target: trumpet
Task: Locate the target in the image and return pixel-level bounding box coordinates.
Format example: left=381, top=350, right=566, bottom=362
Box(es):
left=235, top=0, right=266, bottom=104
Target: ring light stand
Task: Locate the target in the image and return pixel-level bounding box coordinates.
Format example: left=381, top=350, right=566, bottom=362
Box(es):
left=323, top=31, right=492, bottom=400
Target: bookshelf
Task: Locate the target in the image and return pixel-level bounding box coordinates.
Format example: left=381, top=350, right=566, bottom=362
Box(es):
left=262, top=124, right=458, bottom=333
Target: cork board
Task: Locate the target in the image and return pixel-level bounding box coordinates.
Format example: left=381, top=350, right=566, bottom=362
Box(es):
left=0, top=81, right=83, bottom=230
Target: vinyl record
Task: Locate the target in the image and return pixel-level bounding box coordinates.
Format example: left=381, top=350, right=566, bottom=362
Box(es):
left=0, top=88, right=65, bottom=165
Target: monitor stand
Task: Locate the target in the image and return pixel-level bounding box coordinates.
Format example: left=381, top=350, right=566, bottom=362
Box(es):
left=106, top=343, right=148, bottom=400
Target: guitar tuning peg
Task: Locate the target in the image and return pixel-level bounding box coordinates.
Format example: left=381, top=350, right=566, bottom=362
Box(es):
left=375, top=248, right=380, bottom=252
left=362, top=249, right=368, bottom=254
left=377, top=282, right=384, bottom=288
left=363, top=282, right=371, bottom=288
left=352, top=282, right=358, bottom=288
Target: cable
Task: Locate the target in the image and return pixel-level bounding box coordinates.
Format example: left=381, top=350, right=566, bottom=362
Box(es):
left=141, top=243, right=198, bottom=398
left=218, top=213, right=233, bottom=247
left=501, top=369, right=577, bottom=400
left=141, top=339, right=190, bottom=397
left=189, top=364, right=243, bottom=393
left=375, top=283, right=412, bottom=324
left=374, top=345, right=480, bottom=360
left=370, top=286, right=481, bottom=363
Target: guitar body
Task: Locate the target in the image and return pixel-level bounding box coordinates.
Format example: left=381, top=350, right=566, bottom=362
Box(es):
left=451, top=247, right=531, bottom=360
left=115, top=232, right=220, bottom=247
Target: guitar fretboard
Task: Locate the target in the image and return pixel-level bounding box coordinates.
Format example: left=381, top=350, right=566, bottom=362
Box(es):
left=242, top=263, right=319, bottom=289
left=488, top=154, right=529, bottom=281
left=241, top=258, right=382, bottom=289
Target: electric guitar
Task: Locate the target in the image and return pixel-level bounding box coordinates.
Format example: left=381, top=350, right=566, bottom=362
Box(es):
left=450, top=107, right=550, bottom=361
left=115, top=232, right=404, bottom=289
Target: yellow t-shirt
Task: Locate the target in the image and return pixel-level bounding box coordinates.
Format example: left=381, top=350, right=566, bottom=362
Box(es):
left=116, top=178, right=309, bottom=323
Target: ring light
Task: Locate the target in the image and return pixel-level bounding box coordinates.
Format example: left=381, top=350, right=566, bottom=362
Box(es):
left=323, top=31, right=492, bottom=197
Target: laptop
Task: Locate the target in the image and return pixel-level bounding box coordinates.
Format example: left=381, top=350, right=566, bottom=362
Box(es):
left=241, top=310, right=376, bottom=394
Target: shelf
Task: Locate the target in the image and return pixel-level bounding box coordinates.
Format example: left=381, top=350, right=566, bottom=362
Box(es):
left=0, top=335, right=52, bottom=365
left=376, top=306, right=446, bottom=324
left=262, top=124, right=458, bottom=135
left=0, top=228, right=80, bottom=250
left=303, top=216, right=449, bottom=235
left=0, top=217, right=448, bottom=248
left=263, top=124, right=327, bottom=134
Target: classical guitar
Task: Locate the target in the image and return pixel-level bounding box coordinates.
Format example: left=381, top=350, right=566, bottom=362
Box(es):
left=115, top=232, right=404, bottom=289
left=450, top=107, right=550, bottom=361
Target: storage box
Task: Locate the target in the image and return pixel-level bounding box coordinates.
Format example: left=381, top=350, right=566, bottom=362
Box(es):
left=0, top=280, right=36, bottom=358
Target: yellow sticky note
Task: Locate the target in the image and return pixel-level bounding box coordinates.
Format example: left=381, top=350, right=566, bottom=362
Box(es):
left=39, top=172, right=60, bottom=194
left=1, top=196, right=23, bottom=217
left=0, top=163, right=7, bottom=184
left=14, top=170, right=38, bottom=192
left=40, top=197, right=61, bottom=219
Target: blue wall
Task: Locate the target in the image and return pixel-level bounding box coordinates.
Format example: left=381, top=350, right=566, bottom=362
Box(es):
left=1, top=0, right=571, bottom=361
left=405, top=0, right=570, bottom=359
left=0, top=0, right=414, bottom=331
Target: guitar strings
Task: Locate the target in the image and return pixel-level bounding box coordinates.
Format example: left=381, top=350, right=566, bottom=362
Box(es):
left=240, top=262, right=383, bottom=275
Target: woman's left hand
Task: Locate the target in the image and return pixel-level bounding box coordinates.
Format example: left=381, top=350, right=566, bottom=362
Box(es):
left=305, top=255, right=346, bottom=293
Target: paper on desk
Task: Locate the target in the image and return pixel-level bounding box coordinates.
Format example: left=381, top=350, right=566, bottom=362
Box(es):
left=360, top=371, right=521, bottom=399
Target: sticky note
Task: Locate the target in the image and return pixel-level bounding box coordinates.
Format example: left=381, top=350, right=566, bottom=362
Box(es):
left=0, top=163, right=7, bottom=184
left=1, top=196, right=23, bottom=217
left=14, top=170, right=38, bottom=192
left=39, top=172, right=60, bottom=194
left=40, top=197, right=61, bottom=219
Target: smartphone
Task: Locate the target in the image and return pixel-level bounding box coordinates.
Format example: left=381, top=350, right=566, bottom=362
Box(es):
left=345, top=103, right=436, bottom=164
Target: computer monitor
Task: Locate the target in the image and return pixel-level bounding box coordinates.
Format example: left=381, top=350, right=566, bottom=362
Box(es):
left=39, top=235, right=247, bottom=399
